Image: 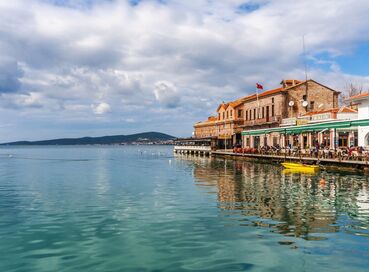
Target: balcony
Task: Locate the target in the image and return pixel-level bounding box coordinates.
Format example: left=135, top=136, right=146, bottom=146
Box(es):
left=243, top=115, right=282, bottom=127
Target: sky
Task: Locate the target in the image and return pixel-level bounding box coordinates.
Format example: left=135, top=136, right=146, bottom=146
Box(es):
left=1, top=0, right=369, bottom=142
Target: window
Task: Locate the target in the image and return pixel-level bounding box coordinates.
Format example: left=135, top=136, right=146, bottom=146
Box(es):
left=238, top=109, right=242, bottom=118
left=272, top=98, right=274, bottom=103
left=230, top=110, right=233, bottom=117
left=245, top=110, right=248, bottom=120
left=303, top=95, right=307, bottom=101
left=272, top=105, right=275, bottom=117
left=226, top=111, right=228, bottom=119
left=262, top=107, right=265, bottom=118
left=310, top=101, right=315, bottom=110
left=253, top=108, right=256, bottom=120
left=223, top=112, right=225, bottom=119
left=273, top=137, right=278, bottom=146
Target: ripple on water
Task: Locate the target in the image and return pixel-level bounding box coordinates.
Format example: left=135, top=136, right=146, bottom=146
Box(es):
left=1, top=146, right=369, bottom=271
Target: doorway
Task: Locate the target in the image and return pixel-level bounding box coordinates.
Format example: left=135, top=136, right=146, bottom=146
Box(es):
left=254, top=136, right=260, bottom=148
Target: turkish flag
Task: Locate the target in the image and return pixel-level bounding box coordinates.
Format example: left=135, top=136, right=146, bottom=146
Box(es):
left=256, top=83, right=263, bottom=89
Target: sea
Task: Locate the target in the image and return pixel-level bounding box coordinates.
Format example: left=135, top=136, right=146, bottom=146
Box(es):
left=0, top=145, right=368, bottom=271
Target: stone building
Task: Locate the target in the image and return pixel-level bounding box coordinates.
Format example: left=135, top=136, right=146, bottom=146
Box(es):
left=241, top=79, right=340, bottom=147
left=193, top=79, right=340, bottom=149
left=194, top=97, right=246, bottom=148
left=241, top=105, right=359, bottom=150
left=283, top=79, right=339, bottom=118
left=193, top=116, right=218, bottom=139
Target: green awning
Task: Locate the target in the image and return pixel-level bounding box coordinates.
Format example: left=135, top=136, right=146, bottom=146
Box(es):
left=352, top=119, right=369, bottom=126
left=241, top=118, right=369, bottom=136
left=242, top=127, right=285, bottom=135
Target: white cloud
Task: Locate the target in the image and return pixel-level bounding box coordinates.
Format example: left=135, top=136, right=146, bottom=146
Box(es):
left=92, top=102, right=111, bottom=115
left=154, top=81, right=180, bottom=108
left=0, top=0, right=369, bottom=141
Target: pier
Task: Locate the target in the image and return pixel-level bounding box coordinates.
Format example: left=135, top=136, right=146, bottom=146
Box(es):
left=174, top=134, right=369, bottom=171
left=174, top=145, right=212, bottom=156
left=212, top=150, right=368, bottom=166
left=174, top=147, right=369, bottom=171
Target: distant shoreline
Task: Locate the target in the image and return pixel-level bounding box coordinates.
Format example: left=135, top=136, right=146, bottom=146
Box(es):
left=0, top=143, right=175, bottom=147
left=0, top=132, right=176, bottom=146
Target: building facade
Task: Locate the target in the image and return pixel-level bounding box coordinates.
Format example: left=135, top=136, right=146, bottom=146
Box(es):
left=194, top=97, right=246, bottom=148
left=241, top=80, right=340, bottom=147
left=349, top=92, right=369, bottom=146
left=194, top=78, right=340, bottom=149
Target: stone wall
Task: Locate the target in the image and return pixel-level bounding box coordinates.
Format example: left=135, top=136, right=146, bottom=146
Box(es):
left=243, top=93, right=285, bottom=121
left=285, top=81, right=339, bottom=118
left=194, top=122, right=217, bottom=138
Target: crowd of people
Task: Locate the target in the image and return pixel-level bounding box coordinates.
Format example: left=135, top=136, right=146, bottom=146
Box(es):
left=233, top=143, right=369, bottom=161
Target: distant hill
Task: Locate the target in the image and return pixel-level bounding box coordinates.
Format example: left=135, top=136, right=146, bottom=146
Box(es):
left=0, top=132, right=175, bottom=146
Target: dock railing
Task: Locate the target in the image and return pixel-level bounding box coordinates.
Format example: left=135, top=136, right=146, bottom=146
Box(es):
left=174, top=145, right=212, bottom=152
left=231, top=147, right=369, bottom=162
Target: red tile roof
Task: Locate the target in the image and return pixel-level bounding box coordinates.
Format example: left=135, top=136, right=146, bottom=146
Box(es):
left=217, top=87, right=284, bottom=112
left=303, top=106, right=357, bottom=116
left=216, top=79, right=340, bottom=114
left=303, top=108, right=339, bottom=116
left=244, top=87, right=284, bottom=101
left=283, top=79, right=340, bottom=93
left=348, top=92, right=369, bottom=101
left=228, top=97, right=248, bottom=108
left=194, top=120, right=216, bottom=127
left=338, top=106, right=357, bottom=113
left=216, top=102, right=229, bottom=112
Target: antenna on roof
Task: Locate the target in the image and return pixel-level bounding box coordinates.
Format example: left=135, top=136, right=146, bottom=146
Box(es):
left=302, top=35, right=308, bottom=83
left=302, top=35, right=309, bottom=111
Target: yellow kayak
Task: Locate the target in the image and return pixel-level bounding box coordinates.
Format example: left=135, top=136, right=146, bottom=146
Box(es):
left=282, top=168, right=318, bottom=175
left=281, top=162, right=320, bottom=172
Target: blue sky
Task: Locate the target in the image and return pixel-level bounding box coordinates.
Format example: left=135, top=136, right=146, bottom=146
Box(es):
left=0, top=0, right=369, bottom=142
left=335, top=43, right=369, bottom=76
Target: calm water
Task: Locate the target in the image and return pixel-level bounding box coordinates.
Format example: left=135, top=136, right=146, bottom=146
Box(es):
left=0, top=146, right=369, bottom=271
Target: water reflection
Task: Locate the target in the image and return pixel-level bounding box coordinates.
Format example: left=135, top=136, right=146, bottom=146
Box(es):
left=179, top=155, right=369, bottom=240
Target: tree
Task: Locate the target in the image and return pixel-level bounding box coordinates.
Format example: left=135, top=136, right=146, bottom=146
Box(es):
left=339, top=81, right=366, bottom=106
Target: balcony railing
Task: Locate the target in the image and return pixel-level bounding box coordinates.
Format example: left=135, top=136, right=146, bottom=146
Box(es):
left=174, top=145, right=212, bottom=151
left=243, top=115, right=281, bottom=127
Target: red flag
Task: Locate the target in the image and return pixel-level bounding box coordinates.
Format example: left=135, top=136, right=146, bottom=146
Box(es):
left=256, top=83, right=263, bottom=89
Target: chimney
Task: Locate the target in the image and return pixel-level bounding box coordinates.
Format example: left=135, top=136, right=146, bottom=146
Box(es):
left=280, top=79, right=301, bottom=88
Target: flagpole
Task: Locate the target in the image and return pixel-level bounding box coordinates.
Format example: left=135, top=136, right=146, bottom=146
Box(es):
left=256, top=88, right=258, bottom=119
left=256, top=85, right=261, bottom=119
